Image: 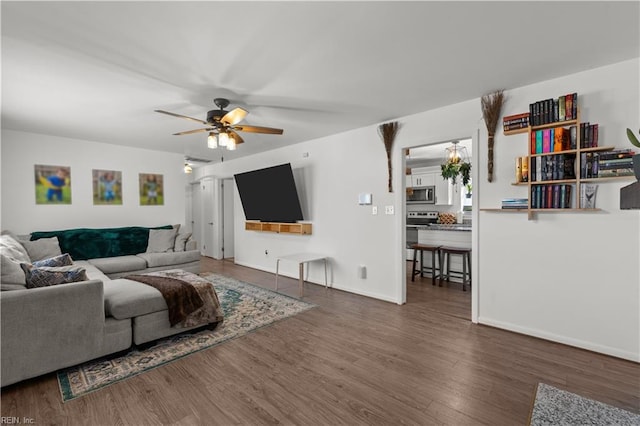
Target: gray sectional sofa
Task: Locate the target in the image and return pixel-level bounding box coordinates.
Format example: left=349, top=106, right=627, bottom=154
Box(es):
left=0, top=225, right=214, bottom=387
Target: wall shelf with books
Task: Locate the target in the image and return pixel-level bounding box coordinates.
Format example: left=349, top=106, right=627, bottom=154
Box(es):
left=488, top=92, right=636, bottom=220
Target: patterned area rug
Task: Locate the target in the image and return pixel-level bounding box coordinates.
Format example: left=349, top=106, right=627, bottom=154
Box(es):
left=58, top=273, right=315, bottom=402
left=530, top=383, right=640, bottom=425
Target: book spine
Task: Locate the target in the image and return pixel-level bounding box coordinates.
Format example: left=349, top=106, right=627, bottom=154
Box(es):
left=521, top=156, right=529, bottom=182
left=558, top=95, right=566, bottom=121
left=542, top=129, right=550, bottom=153
left=553, top=185, right=560, bottom=208
left=570, top=126, right=577, bottom=149
left=566, top=94, right=573, bottom=120
left=531, top=156, right=537, bottom=181
left=572, top=93, right=578, bottom=120
left=536, top=130, right=543, bottom=154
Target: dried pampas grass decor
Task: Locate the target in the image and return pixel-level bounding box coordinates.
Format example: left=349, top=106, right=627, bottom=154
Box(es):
left=378, top=121, right=400, bottom=192
left=481, top=89, right=505, bottom=182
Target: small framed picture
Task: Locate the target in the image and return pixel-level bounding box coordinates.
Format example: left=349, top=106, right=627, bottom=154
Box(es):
left=93, top=169, right=122, bottom=205
left=139, top=173, right=164, bottom=205
left=34, top=164, right=71, bottom=204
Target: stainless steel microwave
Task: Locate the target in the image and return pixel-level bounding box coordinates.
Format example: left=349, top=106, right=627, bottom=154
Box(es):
left=407, top=186, right=435, bottom=204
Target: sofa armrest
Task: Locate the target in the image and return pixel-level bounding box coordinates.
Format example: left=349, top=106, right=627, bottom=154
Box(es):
left=0, top=279, right=106, bottom=386
left=185, top=238, right=198, bottom=251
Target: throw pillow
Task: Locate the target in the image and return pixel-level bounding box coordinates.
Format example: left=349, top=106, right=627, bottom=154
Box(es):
left=32, top=253, right=73, bottom=268
left=0, top=234, right=31, bottom=285
left=146, top=228, right=177, bottom=253
left=173, top=232, right=192, bottom=252
left=19, top=237, right=62, bottom=262
left=20, top=264, right=88, bottom=289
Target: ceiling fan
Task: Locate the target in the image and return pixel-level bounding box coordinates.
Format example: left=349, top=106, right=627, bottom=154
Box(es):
left=155, top=98, right=283, bottom=151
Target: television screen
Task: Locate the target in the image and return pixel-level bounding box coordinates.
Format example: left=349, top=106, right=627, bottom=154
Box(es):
left=234, top=163, right=304, bottom=223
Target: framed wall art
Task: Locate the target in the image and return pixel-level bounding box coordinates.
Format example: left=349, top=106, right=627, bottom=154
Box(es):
left=93, top=169, right=122, bottom=205
left=34, top=164, right=71, bottom=204
left=139, top=173, right=164, bottom=205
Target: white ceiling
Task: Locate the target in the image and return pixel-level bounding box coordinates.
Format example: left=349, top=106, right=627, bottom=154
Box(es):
left=2, top=2, right=638, bottom=165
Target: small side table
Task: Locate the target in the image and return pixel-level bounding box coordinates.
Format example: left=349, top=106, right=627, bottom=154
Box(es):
left=275, top=253, right=328, bottom=297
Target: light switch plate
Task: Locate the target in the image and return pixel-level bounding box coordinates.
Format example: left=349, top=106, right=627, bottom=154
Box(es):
left=385, top=205, right=394, bottom=215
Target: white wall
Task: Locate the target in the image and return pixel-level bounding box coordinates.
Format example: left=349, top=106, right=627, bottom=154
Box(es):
left=192, top=96, right=481, bottom=303
left=193, top=58, right=639, bottom=361
left=476, top=59, right=640, bottom=362
left=1, top=130, right=187, bottom=234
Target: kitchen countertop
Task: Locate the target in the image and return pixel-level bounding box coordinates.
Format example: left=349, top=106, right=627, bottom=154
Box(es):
left=418, top=224, right=472, bottom=232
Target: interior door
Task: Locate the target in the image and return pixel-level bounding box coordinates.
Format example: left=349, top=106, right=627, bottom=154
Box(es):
left=201, top=178, right=215, bottom=258
left=191, top=181, right=202, bottom=254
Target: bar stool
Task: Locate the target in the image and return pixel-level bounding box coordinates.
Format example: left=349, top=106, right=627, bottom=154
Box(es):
left=439, top=246, right=472, bottom=291
left=411, top=244, right=441, bottom=284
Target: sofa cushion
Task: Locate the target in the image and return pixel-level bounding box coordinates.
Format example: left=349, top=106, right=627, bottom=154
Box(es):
left=173, top=232, right=192, bottom=252
left=20, top=264, right=88, bottom=289
left=0, top=235, right=31, bottom=286
left=103, top=278, right=167, bottom=319
left=30, top=225, right=173, bottom=260
left=146, top=228, right=177, bottom=253
left=88, top=255, right=147, bottom=274
left=136, top=251, right=200, bottom=268
left=19, top=237, right=62, bottom=261
left=73, top=260, right=111, bottom=282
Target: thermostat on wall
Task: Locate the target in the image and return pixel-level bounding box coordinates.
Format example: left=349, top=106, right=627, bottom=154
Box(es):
left=358, top=193, right=372, bottom=205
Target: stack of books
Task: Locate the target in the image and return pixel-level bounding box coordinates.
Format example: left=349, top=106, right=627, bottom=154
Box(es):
left=503, top=113, right=530, bottom=133
left=501, top=198, right=528, bottom=209
left=529, top=93, right=578, bottom=126
left=530, top=185, right=573, bottom=209
left=596, top=150, right=636, bottom=178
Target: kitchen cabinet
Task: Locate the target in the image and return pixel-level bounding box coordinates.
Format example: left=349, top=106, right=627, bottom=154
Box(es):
left=435, top=175, right=453, bottom=205
left=407, top=172, right=435, bottom=188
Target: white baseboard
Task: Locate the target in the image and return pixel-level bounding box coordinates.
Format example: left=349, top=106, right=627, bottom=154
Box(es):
left=233, top=260, right=399, bottom=304
left=478, top=316, right=640, bottom=363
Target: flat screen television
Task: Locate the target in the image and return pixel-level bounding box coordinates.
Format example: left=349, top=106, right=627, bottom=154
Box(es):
left=234, top=163, right=304, bottom=223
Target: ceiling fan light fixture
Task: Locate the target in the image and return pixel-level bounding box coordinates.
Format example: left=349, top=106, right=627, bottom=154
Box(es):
left=227, top=138, right=237, bottom=151
left=218, top=131, right=230, bottom=147
left=207, top=132, right=218, bottom=149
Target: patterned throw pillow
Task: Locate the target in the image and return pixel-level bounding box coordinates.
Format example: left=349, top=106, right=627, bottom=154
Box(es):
left=32, top=253, right=73, bottom=268
left=20, top=264, right=88, bottom=289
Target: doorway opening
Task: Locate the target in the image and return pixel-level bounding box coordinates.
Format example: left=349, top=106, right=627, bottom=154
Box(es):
left=220, top=178, right=235, bottom=262
left=404, top=138, right=473, bottom=321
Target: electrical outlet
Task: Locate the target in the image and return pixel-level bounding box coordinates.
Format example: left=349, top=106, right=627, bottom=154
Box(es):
left=385, top=205, right=394, bottom=215
left=372, top=206, right=378, bottom=215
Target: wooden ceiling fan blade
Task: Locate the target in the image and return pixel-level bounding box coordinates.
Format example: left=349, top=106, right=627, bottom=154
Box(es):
left=229, top=130, right=244, bottom=145
left=233, top=124, right=284, bottom=135
left=173, top=128, right=210, bottom=136
left=221, top=107, right=248, bottom=126
left=155, top=110, right=208, bottom=125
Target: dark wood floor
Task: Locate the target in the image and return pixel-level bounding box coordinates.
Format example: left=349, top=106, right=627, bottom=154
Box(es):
left=1, top=257, right=638, bottom=425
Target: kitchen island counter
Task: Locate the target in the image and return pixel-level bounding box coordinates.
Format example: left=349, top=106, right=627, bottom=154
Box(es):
left=417, top=228, right=471, bottom=283
left=422, top=224, right=471, bottom=232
